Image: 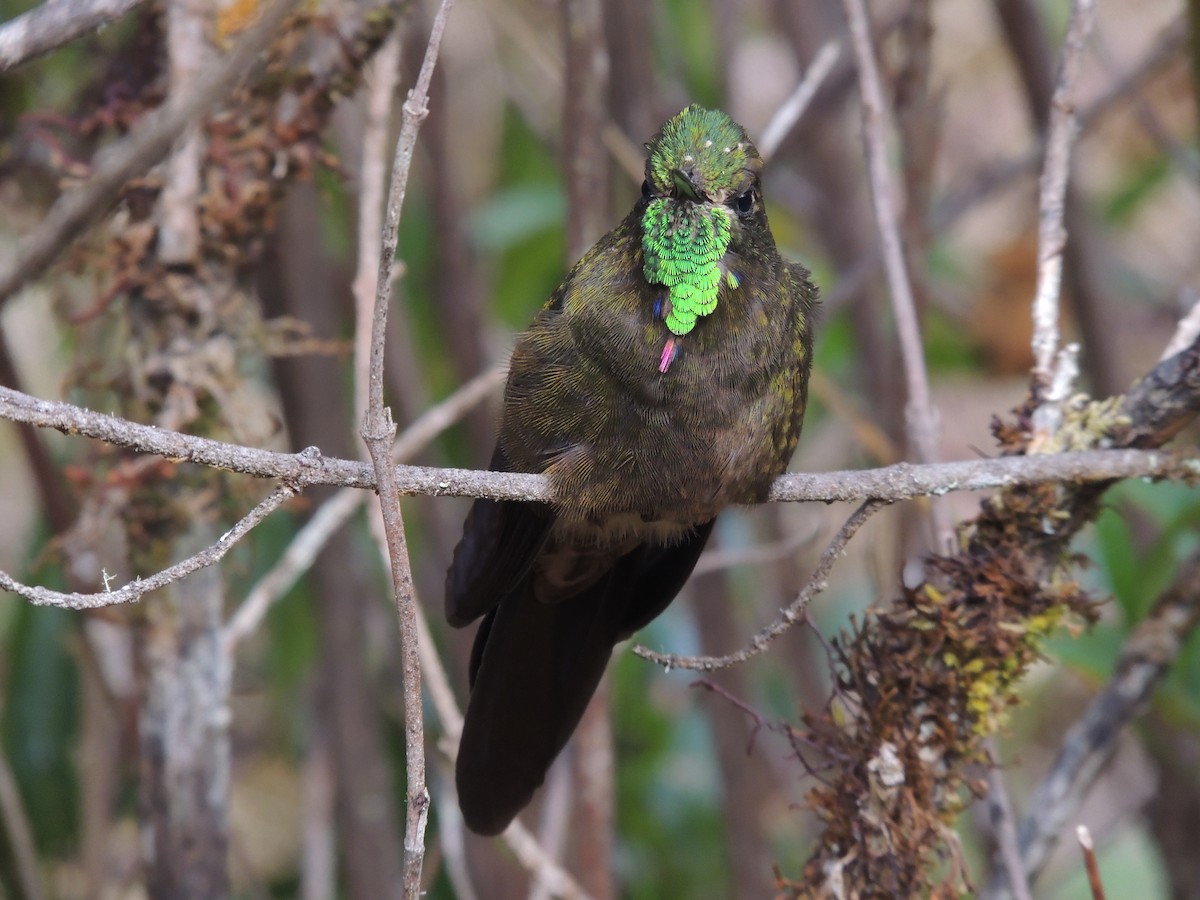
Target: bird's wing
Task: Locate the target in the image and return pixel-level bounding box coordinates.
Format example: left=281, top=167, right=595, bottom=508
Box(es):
left=444, top=445, right=552, bottom=628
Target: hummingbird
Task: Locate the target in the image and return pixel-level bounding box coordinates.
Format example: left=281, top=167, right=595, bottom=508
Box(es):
left=445, top=105, right=817, bottom=836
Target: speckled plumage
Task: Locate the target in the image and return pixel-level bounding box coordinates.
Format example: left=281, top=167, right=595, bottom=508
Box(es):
left=446, top=106, right=817, bottom=836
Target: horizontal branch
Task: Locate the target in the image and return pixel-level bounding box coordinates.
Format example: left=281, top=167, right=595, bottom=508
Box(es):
left=3, top=386, right=1199, bottom=507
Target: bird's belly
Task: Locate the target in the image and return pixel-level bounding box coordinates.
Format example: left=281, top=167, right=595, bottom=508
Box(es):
left=545, top=391, right=789, bottom=546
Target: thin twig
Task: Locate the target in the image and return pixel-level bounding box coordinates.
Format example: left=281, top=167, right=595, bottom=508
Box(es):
left=1030, top=0, right=1096, bottom=392
left=0, top=482, right=299, bottom=609
left=0, top=0, right=300, bottom=307
left=222, top=487, right=361, bottom=652
left=348, top=44, right=426, bottom=895
left=634, top=500, right=887, bottom=671
left=759, top=40, right=842, bottom=161
left=691, top=522, right=821, bottom=577
left=1161, top=290, right=1200, bottom=362
left=502, top=819, right=595, bottom=900
left=0, top=739, right=47, bottom=900
left=985, top=739, right=1034, bottom=900
left=840, top=0, right=947, bottom=540
left=0, top=0, right=147, bottom=71
left=353, top=31, right=402, bottom=429
left=358, top=0, right=456, bottom=893
left=156, top=0, right=207, bottom=265
left=1077, top=826, right=1107, bottom=900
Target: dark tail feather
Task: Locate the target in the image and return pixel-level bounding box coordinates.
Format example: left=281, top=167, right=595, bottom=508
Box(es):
left=454, top=520, right=716, bottom=836
left=455, top=570, right=622, bottom=835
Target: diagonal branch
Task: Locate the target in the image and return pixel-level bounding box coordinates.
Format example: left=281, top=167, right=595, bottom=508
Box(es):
left=0, top=0, right=147, bottom=71
left=634, top=499, right=888, bottom=670
left=0, top=481, right=299, bottom=609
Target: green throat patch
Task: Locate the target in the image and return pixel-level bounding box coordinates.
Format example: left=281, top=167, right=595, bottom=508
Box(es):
left=642, top=198, right=732, bottom=336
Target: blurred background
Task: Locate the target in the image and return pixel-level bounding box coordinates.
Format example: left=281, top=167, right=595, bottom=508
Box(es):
left=0, top=0, right=1198, bottom=896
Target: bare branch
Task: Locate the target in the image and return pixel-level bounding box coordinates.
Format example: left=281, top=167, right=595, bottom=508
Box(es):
left=0, top=743, right=47, bottom=900
left=758, top=40, right=841, bottom=161
left=0, top=385, right=373, bottom=486
left=0, top=0, right=146, bottom=71
left=0, top=482, right=299, bottom=609
left=502, top=819, right=596, bottom=900
left=1030, top=0, right=1096, bottom=391
left=840, top=0, right=946, bottom=538
left=4, top=383, right=1200, bottom=506
left=985, top=739, right=1034, bottom=900
left=1161, top=290, right=1200, bottom=362
left=634, top=500, right=887, bottom=671
left=222, top=487, right=362, bottom=652
left=0, top=0, right=300, bottom=307
left=358, top=0, right=457, bottom=892
left=1077, top=826, right=1107, bottom=900
left=765, top=449, right=1200, bottom=504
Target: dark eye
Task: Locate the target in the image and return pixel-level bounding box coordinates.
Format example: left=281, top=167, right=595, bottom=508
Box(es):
left=734, top=190, right=755, bottom=215
left=641, top=180, right=652, bottom=199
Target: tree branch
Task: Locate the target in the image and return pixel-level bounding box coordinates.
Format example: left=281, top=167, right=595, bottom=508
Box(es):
left=1029, top=0, right=1095, bottom=393
left=3, top=383, right=1199, bottom=509
left=759, top=41, right=842, bottom=161
left=0, top=482, right=299, bottom=609
left=358, top=0, right=455, bottom=893
left=840, top=0, right=947, bottom=541
left=0, top=0, right=147, bottom=71
left=633, top=499, right=887, bottom=670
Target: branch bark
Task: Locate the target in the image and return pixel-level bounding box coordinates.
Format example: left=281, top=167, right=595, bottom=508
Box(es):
left=0, top=0, right=147, bottom=71
left=357, top=0, right=456, bottom=893
left=5, top=383, right=1197, bottom=509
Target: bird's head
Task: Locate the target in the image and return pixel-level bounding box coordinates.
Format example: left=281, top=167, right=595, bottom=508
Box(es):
left=640, top=106, right=767, bottom=337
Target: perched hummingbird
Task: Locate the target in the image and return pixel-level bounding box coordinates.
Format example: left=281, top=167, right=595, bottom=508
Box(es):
left=446, top=105, right=817, bottom=836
